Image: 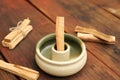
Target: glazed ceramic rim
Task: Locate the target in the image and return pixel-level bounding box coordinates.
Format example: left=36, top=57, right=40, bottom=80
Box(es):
left=36, top=33, right=86, bottom=65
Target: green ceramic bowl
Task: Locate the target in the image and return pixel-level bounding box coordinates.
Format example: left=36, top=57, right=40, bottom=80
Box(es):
left=35, top=33, right=87, bottom=76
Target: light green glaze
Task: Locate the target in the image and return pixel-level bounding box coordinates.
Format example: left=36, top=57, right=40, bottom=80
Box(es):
left=39, top=33, right=82, bottom=61
left=36, top=33, right=87, bottom=76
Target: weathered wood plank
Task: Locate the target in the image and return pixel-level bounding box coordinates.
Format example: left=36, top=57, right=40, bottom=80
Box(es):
left=30, top=0, right=120, bottom=77
left=88, top=0, right=120, bottom=18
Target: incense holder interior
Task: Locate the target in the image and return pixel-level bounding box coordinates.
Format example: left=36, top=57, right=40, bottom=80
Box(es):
left=35, top=33, right=87, bottom=77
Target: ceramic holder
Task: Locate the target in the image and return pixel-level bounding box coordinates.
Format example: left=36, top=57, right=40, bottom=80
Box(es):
left=52, top=43, right=70, bottom=61
left=35, top=33, right=87, bottom=77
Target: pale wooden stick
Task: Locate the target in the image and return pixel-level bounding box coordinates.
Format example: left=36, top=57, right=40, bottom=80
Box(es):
left=77, top=32, right=100, bottom=41
left=75, top=26, right=115, bottom=42
left=2, top=40, right=9, bottom=47
left=56, top=16, right=64, bottom=51
left=77, top=33, right=115, bottom=44
left=2, top=25, right=33, bottom=49
left=4, top=18, right=30, bottom=43
left=0, top=60, right=39, bottom=80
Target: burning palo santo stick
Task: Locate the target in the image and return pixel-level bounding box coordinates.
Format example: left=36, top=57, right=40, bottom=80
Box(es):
left=75, top=26, right=115, bottom=43
left=56, top=16, right=64, bottom=51
left=0, top=60, right=39, bottom=80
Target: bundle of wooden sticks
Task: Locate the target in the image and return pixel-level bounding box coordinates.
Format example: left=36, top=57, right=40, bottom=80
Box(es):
left=2, top=18, right=33, bottom=49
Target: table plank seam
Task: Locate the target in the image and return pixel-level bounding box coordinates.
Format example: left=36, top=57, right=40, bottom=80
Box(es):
left=27, top=0, right=55, bottom=24
left=87, top=48, right=120, bottom=77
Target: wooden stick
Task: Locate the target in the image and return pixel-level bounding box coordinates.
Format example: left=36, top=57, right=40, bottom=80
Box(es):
left=56, top=16, right=64, bottom=51
left=2, top=40, right=9, bottom=47
left=77, top=33, right=115, bottom=44
left=0, top=60, right=39, bottom=80
left=75, top=26, right=115, bottom=42
left=4, top=18, right=30, bottom=43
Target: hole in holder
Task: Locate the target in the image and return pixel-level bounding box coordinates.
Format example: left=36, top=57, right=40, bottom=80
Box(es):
left=54, top=43, right=68, bottom=51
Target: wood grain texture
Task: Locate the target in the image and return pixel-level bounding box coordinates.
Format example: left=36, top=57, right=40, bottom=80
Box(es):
left=88, top=0, right=120, bottom=18
left=30, top=0, right=120, bottom=77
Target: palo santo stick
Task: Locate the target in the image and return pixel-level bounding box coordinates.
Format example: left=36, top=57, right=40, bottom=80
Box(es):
left=2, top=25, right=33, bottom=49
left=77, top=33, right=115, bottom=44
left=77, top=32, right=100, bottom=41
left=0, top=60, right=39, bottom=80
left=2, top=40, right=9, bottom=47
left=56, top=16, right=64, bottom=51
left=4, top=18, right=30, bottom=43
left=75, top=26, right=115, bottom=42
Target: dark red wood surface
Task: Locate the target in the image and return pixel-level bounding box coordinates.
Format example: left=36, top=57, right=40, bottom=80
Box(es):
left=0, top=0, right=120, bottom=80
left=88, top=0, right=120, bottom=18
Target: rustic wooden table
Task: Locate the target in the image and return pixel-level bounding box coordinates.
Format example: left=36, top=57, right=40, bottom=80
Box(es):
left=0, top=0, right=120, bottom=80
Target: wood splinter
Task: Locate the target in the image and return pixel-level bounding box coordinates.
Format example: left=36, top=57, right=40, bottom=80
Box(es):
left=0, top=60, right=39, bottom=80
left=75, top=26, right=115, bottom=44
